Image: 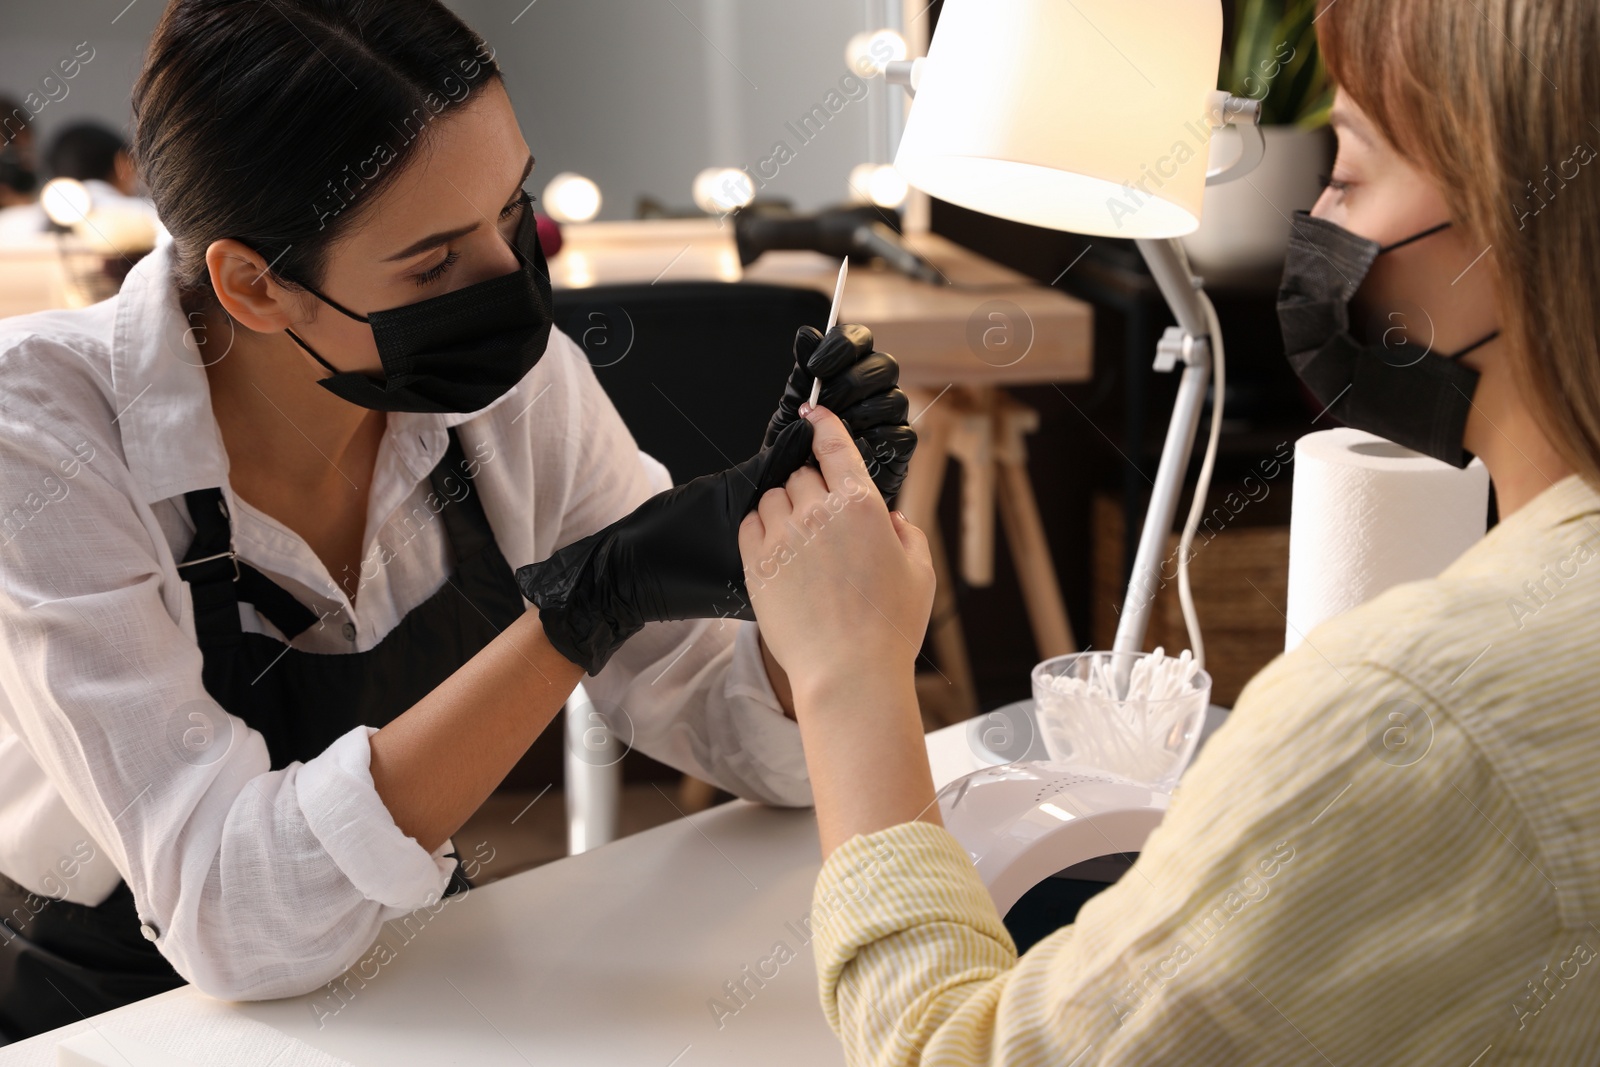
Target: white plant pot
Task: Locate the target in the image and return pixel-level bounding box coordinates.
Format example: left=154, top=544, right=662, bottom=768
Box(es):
left=1182, top=124, right=1334, bottom=274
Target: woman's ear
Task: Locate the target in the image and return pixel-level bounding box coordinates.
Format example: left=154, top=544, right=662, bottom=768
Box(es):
left=205, top=238, right=306, bottom=334
left=112, top=149, right=139, bottom=197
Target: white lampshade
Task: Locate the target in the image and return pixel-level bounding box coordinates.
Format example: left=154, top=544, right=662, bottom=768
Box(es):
left=894, top=0, right=1222, bottom=238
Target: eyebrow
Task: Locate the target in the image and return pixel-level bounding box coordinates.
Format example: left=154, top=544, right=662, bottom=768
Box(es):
left=383, top=152, right=535, bottom=263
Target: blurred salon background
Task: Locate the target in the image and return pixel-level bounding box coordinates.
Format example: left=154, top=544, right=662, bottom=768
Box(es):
left=0, top=0, right=1331, bottom=881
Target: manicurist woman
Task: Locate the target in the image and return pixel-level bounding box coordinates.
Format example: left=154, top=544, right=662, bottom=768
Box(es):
left=745, top=1, right=1600, bottom=1063
left=0, top=0, right=915, bottom=1039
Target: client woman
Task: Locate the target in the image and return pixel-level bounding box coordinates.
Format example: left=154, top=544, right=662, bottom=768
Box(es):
left=744, top=1, right=1600, bottom=1062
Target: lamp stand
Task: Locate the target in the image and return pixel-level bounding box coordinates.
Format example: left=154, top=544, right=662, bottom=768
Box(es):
left=1110, top=93, right=1261, bottom=658
left=1111, top=237, right=1213, bottom=657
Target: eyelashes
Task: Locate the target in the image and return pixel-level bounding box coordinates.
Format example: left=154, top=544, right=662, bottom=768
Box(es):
left=411, top=189, right=536, bottom=288
left=1317, top=172, right=1351, bottom=195
left=502, top=187, right=535, bottom=218
left=413, top=250, right=460, bottom=288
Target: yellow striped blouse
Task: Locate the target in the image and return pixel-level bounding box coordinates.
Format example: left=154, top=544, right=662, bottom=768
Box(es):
left=811, top=471, right=1600, bottom=1066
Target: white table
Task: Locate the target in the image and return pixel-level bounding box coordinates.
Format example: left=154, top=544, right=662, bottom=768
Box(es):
left=3, top=707, right=1229, bottom=1066
left=0, top=723, right=990, bottom=1067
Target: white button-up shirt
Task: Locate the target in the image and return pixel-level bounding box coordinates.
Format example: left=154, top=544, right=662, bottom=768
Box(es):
left=0, top=239, right=807, bottom=999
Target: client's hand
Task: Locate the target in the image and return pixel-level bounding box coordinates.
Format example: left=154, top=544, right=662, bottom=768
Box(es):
left=738, top=403, right=940, bottom=854
left=738, top=404, right=935, bottom=705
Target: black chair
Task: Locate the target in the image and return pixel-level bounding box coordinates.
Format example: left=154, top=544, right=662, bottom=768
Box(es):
left=546, top=281, right=833, bottom=831
left=552, top=281, right=832, bottom=484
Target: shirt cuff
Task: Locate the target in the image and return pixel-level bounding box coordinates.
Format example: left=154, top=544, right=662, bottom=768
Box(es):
left=295, top=725, right=457, bottom=909
left=811, top=821, right=1017, bottom=1032
left=722, top=621, right=811, bottom=804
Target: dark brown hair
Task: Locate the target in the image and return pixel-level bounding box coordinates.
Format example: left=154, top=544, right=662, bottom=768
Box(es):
left=0, top=97, right=31, bottom=147
left=131, top=0, right=502, bottom=311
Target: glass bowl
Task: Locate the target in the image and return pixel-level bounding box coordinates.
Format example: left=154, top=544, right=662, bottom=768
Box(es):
left=1030, top=650, right=1212, bottom=793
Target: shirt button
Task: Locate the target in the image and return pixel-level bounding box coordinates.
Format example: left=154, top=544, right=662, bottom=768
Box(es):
left=139, top=922, right=160, bottom=941
left=341, top=622, right=357, bottom=642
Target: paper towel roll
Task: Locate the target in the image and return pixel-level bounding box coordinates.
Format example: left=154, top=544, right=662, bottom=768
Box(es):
left=1285, top=428, right=1490, bottom=651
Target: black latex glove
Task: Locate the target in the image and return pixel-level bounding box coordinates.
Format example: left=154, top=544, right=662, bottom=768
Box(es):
left=515, top=418, right=814, bottom=676
left=764, top=323, right=918, bottom=507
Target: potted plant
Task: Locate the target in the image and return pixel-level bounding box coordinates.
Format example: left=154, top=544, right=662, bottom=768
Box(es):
left=1182, top=0, right=1336, bottom=276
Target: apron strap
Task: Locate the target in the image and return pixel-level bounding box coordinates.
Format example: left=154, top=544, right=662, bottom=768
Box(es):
left=428, top=428, right=495, bottom=569
left=179, top=489, right=320, bottom=641
left=181, top=427, right=494, bottom=642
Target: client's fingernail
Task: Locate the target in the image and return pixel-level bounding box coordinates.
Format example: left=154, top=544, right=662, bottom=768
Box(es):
left=803, top=404, right=826, bottom=422
left=798, top=401, right=813, bottom=418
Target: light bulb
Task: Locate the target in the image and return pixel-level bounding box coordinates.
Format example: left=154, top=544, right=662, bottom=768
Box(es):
left=848, top=163, right=909, bottom=208
left=40, top=178, right=91, bottom=227
left=692, top=167, right=754, bottom=215
left=542, top=172, right=601, bottom=223
left=845, top=29, right=907, bottom=77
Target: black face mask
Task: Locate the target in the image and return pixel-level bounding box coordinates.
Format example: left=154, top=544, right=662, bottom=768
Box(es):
left=281, top=193, right=554, bottom=414
left=1276, top=210, right=1499, bottom=468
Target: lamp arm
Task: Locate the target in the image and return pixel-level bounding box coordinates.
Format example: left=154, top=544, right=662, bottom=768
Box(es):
left=1136, top=237, right=1208, bottom=339
left=1203, top=91, right=1266, bottom=186
left=1112, top=91, right=1252, bottom=661
left=1112, top=238, right=1214, bottom=660
left=884, top=58, right=923, bottom=97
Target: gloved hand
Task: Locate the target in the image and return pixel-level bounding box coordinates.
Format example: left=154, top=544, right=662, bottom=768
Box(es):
left=515, top=418, right=814, bottom=676
left=764, top=323, right=918, bottom=507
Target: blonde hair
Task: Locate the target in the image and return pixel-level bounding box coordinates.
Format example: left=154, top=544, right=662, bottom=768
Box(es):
left=1318, top=0, right=1600, bottom=493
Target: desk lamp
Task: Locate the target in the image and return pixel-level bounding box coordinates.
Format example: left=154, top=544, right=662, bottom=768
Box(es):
left=884, top=0, right=1268, bottom=918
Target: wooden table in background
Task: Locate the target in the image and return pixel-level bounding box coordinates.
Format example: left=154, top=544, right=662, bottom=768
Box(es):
left=0, top=220, right=1097, bottom=724
left=0, top=244, right=75, bottom=319
left=550, top=219, right=1095, bottom=724
left=549, top=218, right=1091, bottom=388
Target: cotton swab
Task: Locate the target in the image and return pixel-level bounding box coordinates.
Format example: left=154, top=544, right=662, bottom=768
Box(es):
left=1034, top=648, right=1205, bottom=784
left=806, top=258, right=849, bottom=410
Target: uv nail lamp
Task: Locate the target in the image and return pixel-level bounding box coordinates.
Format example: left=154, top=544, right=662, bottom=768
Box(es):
left=937, top=761, right=1168, bottom=917
left=933, top=698, right=1222, bottom=915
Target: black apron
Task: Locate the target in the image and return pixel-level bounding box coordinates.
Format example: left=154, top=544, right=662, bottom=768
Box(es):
left=0, top=427, right=527, bottom=1042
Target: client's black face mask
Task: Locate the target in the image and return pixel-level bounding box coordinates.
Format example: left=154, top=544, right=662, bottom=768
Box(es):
left=1276, top=210, right=1499, bottom=468
left=282, top=192, right=554, bottom=414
